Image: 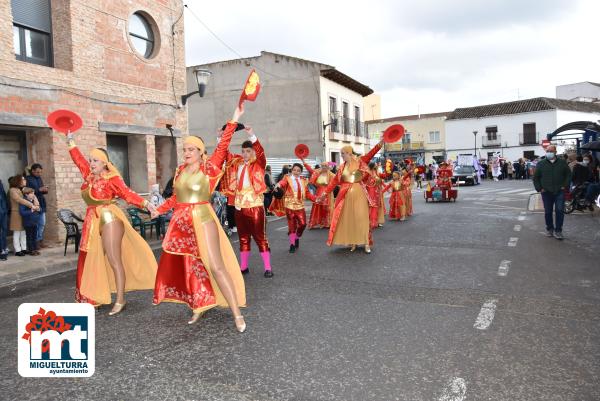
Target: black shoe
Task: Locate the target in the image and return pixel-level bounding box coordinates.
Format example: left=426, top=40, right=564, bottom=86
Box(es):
left=15, top=251, right=25, bottom=257
left=553, top=231, right=564, bottom=240
left=264, top=270, right=274, bottom=278
left=295, top=238, right=300, bottom=249
left=0, top=254, right=6, bottom=261
left=289, top=244, right=296, bottom=253
left=241, top=268, right=250, bottom=275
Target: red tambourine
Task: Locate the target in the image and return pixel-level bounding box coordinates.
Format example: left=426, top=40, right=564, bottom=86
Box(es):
left=383, top=124, right=405, bottom=143
left=47, top=109, right=83, bottom=134
left=295, top=144, right=309, bottom=159
left=238, top=69, right=261, bottom=107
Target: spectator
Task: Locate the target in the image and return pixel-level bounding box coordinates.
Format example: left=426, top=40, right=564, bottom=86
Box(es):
left=480, top=161, right=487, bottom=180
left=533, top=145, right=571, bottom=240
left=276, top=165, right=290, bottom=183
left=0, top=179, right=8, bottom=261
left=162, top=176, right=174, bottom=199
left=507, top=161, right=514, bottom=179
left=264, top=165, right=274, bottom=213
left=567, top=152, right=578, bottom=171
left=572, top=155, right=592, bottom=187
left=19, top=187, right=41, bottom=256
left=8, top=175, right=37, bottom=256
left=25, top=163, right=48, bottom=248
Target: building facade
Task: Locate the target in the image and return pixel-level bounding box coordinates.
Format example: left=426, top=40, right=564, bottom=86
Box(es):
left=0, top=0, right=187, bottom=242
left=366, top=112, right=450, bottom=164
left=556, top=81, right=600, bottom=103
left=186, top=51, right=373, bottom=171
left=445, top=97, right=600, bottom=162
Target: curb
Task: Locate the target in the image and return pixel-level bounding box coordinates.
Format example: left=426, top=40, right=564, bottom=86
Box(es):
left=0, top=242, right=163, bottom=300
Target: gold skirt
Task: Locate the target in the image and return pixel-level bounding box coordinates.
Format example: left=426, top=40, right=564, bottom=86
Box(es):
left=332, top=183, right=370, bottom=246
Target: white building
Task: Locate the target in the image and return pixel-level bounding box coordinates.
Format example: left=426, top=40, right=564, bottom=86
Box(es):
left=556, top=82, right=600, bottom=103
left=445, top=97, right=600, bottom=162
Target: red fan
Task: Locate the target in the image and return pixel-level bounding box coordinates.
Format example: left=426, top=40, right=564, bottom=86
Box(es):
left=47, top=109, right=83, bottom=135
left=238, top=69, right=261, bottom=107
left=383, top=124, right=405, bottom=143
left=295, top=144, right=309, bottom=159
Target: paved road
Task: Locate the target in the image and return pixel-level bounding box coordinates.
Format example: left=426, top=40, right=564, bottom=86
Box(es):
left=1, top=180, right=599, bottom=401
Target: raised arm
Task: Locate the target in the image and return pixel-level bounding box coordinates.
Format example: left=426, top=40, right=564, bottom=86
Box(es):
left=361, top=140, right=383, bottom=164
left=302, top=161, right=315, bottom=176
left=67, top=137, right=91, bottom=178
left=210, top=121, right=238, bottom=169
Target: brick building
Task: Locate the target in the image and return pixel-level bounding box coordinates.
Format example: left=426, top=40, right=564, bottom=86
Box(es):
left=0, top=0, right=187, bottom=242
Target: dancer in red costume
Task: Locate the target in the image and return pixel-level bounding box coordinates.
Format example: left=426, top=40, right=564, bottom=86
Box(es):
left=316, top=141, right=383, bottom=253
left=366, top=161, right=387, bottom=229
left=220, top=126, right=273, bottom=277
left=384, top=172, right=406, bottom=221
left=66, top=134, right=158, bottom=315
left=151, top=106, right=247, bottom=332
left=402, top=168, right=413, bottom=216
left=274, top=163, right=316, bottom=253
left=302, top=160, right=335, bottom=229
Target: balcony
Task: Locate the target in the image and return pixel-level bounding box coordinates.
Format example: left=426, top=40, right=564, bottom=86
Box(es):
left=331, top=117, right=369, bottom=140
left=519, top=132, right=539, bottom=145
left=482, top=135, right=501, bottom=147
left=386, top=141, right=425, bottom=152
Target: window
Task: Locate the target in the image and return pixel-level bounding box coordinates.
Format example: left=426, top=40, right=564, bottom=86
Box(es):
left=354, top=106, right=361, bottom=136
left=129, top=12, right=155, bottom=58
left=428, top=131, right=440, bottom=143
left=522, top=123, right=537, bottom=145
left=328, top=97, right=338, bottom=132
left=11, top=0, right=53, bottom=66
left=342, top=102, right=349, bottom=134
left=485, top=126, right=498, bottom=140
left=402, top=133, right=412, bottom=144
left=523, top=151, right=535, bottom=160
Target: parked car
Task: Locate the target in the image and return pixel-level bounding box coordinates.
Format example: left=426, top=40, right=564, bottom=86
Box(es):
left=451, top=165, right=477, bottom=186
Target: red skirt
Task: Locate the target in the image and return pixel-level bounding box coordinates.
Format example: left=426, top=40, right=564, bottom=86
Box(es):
left=308, top=203, right=330, bottom=228
left=388, top=191, right=405, bottom=220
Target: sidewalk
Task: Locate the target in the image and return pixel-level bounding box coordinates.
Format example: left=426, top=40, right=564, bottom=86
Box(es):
left=0, top=239, right=163, bottom=298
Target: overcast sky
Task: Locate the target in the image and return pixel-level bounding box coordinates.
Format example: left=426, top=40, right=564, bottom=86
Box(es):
left=183, top=0, right=599, bottom=118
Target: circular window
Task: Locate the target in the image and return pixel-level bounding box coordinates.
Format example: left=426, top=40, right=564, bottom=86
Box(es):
left=128, top=12, right=155, bottom=58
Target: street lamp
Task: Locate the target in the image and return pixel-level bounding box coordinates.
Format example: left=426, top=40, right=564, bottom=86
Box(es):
left=181, top=68, right=212, bottom=105
left=473, top=130, right=478, bottom=157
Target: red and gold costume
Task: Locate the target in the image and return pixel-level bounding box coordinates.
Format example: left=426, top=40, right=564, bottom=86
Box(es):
left=277, top=175, right=316, bottom=245
left=303, top=163, right=335, bottom=229
left=384, top=178, right=405, bottom=220
left=402, top=172, right=413, bottom=216
left=366, top=171, right=387, bottom=228
left=68, top=142, right=157, bottom=306
left=322, top=143, right=382, bottom=247
left=153, top=122, right=246, bottom=313
left=221, top=135, right=271, bottom=273
left=436, top=165, right=454, bottom=198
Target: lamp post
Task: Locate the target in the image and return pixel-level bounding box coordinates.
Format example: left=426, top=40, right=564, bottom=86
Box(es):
left=181, top=68, right=212, bottom=105
left=473, top=130, right=478, bottom=157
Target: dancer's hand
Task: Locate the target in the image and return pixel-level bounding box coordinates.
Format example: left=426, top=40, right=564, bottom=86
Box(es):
left=66, top=133, right=74, bottom=144
left=147, top=203, right=159, bottom=219
left=232, top=104, right=244, bottom=122
left=244, top=126, right=254, bottom=138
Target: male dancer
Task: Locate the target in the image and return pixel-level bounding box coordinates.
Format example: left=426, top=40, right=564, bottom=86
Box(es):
left=221, top=126, right=273, bottom=278
left=274, top=163, right=315, bottom=253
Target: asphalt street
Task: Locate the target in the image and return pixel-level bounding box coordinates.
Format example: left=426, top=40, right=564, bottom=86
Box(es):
left=1, top=179, right=599, bottom=401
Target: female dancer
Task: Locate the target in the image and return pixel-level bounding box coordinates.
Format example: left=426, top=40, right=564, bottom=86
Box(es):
left=302, top=161, right=335, bottom=229
left=317, top=142, right=382, bottom=254
left=402, top=168, right=414, bottom=217
left=66, top=134, right=158, bottom=315
left=366, top=162, right=387, bottom=229
left=151, top=106, right=246, bottom=332
left=384, top=172, right=405, bottom=221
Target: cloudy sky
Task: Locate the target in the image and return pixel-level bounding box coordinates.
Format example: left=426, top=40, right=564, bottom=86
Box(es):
left=183, top=0, right=599, bottom=118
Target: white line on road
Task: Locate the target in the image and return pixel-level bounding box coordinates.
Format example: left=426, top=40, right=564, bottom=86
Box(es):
left=438, top=377, right=467, bottom=401
left=497, top=260, right=511, bottom=276
left=513, top=224, right=521, bottom=232
left=276, top=226, right=289, bottom=231
left=508, top=237, right=519, bottom=247
left=520, top=211, right=527, bottom=215
left=474, top=299, right=498, bottom=330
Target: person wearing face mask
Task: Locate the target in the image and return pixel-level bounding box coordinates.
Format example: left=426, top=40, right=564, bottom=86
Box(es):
left=66, top=132, right=158, bottom=315
left=151, top=106, right=247, bottom=331
left=572, top=155, right=592, bottom=187
left=533, top=145, right=572, bottom=240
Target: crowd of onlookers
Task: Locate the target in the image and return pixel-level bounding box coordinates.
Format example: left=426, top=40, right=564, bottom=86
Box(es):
left=0, top=163, right=49, bottom=261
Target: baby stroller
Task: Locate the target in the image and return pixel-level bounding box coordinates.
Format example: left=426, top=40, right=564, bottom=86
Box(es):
left=210, top=191, right=232, bottom=237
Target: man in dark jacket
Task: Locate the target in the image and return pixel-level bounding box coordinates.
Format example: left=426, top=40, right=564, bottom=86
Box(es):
left=0, top=179, right=8, bottom=260
left=25, top=163, right=48, bottom=248
left=533, top=145, right=571, bottom=240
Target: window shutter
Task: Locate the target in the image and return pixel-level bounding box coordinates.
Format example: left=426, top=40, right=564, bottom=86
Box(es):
left=11, top=0, right=51, bottom=33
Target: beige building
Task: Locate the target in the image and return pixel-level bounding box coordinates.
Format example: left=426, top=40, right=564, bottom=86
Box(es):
left=363, top=94, right=381, bottom=121
left=186, top=51, right=373, bottom=170
left=366, top=112, right=450, bottom=164
left=0, top=0, right=187, bottom=242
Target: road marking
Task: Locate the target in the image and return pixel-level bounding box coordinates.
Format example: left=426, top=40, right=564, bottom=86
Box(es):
left=508, top=237, right=519, bottom=247
left=497, top=260, right=511, bottom=276
left=517, top=215, right=526, bottom=221
left=438, top=377, right=467, bottom=401
left=276, top=226, right=289, bottom=231
left=474, top=299, right=498, bottom=330
left=520, top=211, right=527, bottom=215
left=513, top=224, right=521, bottom=231
left=232, top=239, right=239, bottom=243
